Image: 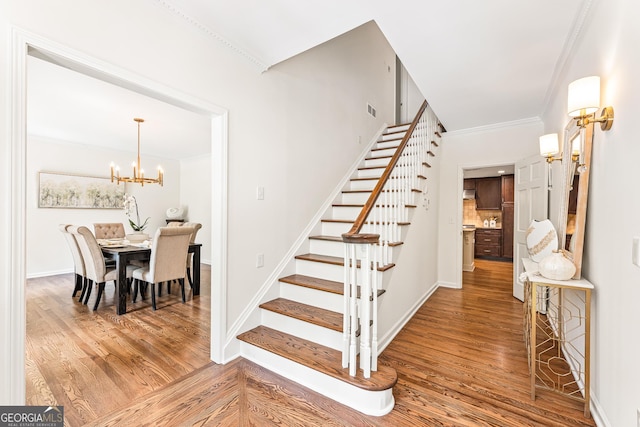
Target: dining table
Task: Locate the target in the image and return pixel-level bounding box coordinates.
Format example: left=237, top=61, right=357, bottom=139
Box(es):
left=101, top=243, right=202, bottom=315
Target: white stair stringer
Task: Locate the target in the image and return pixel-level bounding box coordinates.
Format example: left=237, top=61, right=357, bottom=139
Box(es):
left=240, top=341, right=395, bottom=416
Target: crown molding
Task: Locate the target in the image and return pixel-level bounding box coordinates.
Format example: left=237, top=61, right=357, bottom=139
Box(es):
left=540, top=0, right=596, bottom=118
left=444, top=116, right=542, bottom=138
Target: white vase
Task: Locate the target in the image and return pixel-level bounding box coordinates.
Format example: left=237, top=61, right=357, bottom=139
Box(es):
left=539, top=250, right=576, bottom=281
left=526, top=219, right=558, bottom=262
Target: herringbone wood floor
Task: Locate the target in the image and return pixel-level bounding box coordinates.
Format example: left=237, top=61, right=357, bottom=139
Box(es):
left=26, top=260, right=595, bottom=426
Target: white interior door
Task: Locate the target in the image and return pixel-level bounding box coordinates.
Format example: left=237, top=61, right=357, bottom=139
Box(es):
left=513, top=154, right=548, bottom=301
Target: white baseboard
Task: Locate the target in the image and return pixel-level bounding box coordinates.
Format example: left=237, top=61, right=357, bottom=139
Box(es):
left=437, top=280, right=460, bottom=289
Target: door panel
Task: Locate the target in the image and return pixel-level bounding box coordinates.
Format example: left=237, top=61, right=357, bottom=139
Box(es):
left=513, top=155, right=548, bottom=301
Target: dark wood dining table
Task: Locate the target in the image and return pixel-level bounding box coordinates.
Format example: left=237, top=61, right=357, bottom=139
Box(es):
left=101, top=243, right=202, bottom=315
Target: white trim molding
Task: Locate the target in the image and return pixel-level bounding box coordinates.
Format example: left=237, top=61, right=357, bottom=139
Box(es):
left=4, top=26, right=230, bottom=403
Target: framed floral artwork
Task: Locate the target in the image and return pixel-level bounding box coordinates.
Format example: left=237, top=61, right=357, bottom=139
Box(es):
left=38, top=172, right=125, bottom=209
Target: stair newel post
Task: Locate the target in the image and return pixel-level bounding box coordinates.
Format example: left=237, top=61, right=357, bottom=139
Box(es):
left=360, top=242, right=372, bottom=378
left=371, top=247, right=379, bottom=372
left=342, top=233, right=379, bottom=377
left=348, top=243, right=358, bottom=376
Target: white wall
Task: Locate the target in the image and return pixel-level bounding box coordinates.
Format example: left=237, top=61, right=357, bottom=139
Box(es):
left=541, top=0, right=640, bottom=425
left=180, top=155, right=212, bottom=263
left=0, top=1, right=395, bottom=402
left=436, top=121, right=544, bottom=288
left=26, top=136, right=181, bottom=277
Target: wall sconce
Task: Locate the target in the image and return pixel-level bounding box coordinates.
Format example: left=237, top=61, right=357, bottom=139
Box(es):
left=539, top=133, right=561, bottom=163
left=567, top=76, right=614, bottom=131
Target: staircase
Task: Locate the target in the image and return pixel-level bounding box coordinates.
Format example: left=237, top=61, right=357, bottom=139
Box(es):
left=238, top=103, right=441, bottom=416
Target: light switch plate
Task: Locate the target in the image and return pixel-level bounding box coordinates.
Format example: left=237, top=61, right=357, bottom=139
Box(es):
left=633, top=237, right=640, bottom=267
left=636, top=408, right=640, bottom=427
left=257, top=186, right=264, bottom=200
left=256, top=253, right=264, bottom=268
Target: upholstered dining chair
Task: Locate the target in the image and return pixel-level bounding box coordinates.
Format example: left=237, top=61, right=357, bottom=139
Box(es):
left=69, top=225, right=137, bottom=311
left=93, top=223, right=126, bottom=239
left=59, top=224, right=86, bottom=298
left=132, top=226, right=192, bottom=310
left=166, top=221, right=202, bottom=289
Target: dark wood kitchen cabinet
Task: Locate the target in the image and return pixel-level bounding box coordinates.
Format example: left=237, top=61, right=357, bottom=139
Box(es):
left=464, top=178, right=476, bottom=190
left=475, top=228, right=502, bottom=257
left=475, top=177, right=502, bottom=210
left=501, top=174, right=514, bottom=203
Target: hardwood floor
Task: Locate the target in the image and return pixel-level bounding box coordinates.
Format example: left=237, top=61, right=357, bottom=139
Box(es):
left=26, top=260, right=595, bottom=426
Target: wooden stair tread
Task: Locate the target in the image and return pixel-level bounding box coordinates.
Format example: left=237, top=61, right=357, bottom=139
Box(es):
left=295, top=253, right=395, bottom=271
left=332, top=203, right=417, bottom=208
left=341, top=189, right=372, bottom=194
left=350, top=177, right=379, bottom=182
left=260, top=298, right=342, bottom=332
left=372, top=144, right=400, bottom=151
left=279, top=273, right=387, bottom=298
left=358, top=166, right=386, bottom=171
left=309, top=235, right=404, bottom=248
left=237, top=325, right=397, bottom=392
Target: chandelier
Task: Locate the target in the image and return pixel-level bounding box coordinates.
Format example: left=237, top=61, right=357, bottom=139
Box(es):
left=110, top=118, right=163, bottom=186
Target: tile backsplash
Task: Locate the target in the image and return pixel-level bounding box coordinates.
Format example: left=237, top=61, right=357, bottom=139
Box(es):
left=463, top=199, right=502, bottom=228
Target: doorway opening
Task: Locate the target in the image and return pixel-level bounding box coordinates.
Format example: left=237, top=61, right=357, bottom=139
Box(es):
left=8, top=30, right=228, bottom=403
left=460, top=164, right=515, bottom=288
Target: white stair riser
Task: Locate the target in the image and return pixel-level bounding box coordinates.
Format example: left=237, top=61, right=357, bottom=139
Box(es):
left=368, top=147, right=396, bottom=158
left=348, top=179, right=378, bottom=191
left=310, top=238, right=346, bottom=258
left=375, top=140, right=400, bottom=150
left=331, top=205, right=362, bottom=220
left=279, top=281, right=344, bottom=313
left=239, top=343, right=395, bottom=416
left=380, top=132, right=406, bottom=142
left=357, top=168, right=384, bottom=179
left=340, top=192, right=371, bottom=205
left=321, top=221, right=353, bottom=235
left=331, top=206, right=410, bottom=221
left=295, top=258, right=383, bottom=284
left=364, top=157, right=391, bottom=168
left=261, top=310, right=343, bottom=351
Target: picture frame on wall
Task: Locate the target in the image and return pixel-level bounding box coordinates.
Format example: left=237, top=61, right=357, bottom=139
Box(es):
left=38, top=171, right=125, bottom=209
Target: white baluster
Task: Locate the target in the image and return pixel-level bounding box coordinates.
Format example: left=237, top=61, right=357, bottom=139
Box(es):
left=349, top=244, right=358, bottom=376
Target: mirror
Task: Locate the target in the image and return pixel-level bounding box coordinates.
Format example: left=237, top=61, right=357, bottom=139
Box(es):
left=556, top=119, right=594, bottom=279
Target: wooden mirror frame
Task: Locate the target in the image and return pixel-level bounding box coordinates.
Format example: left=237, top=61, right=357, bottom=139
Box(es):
left=557, top=119, right=594, bottom=279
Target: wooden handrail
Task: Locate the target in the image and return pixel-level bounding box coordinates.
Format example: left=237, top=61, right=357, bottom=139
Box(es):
left=342, top=100, right=429, bottom=243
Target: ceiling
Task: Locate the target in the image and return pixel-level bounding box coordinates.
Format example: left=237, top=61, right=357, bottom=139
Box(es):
left=27, top=0, right=589, bottom=158
left=27, top=55, right=212, bottom=160
left=160, top=0, right=588, bottom=131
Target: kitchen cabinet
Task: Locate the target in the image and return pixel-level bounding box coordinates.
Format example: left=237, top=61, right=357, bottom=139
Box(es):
left=474, top=228, right=502, bottom=257
left=501, top=174, right=514, bottom=259
left=463, top=178, right=476, bottom=190
left=501, top=174, right=514, bottom=203
left=501, top=204, right=514, bottom=258
left=475, top=177, right=501, bottom=210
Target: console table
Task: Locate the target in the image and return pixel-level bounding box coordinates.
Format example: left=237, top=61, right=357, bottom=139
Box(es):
left=522, top=258, right=593, bottom=418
